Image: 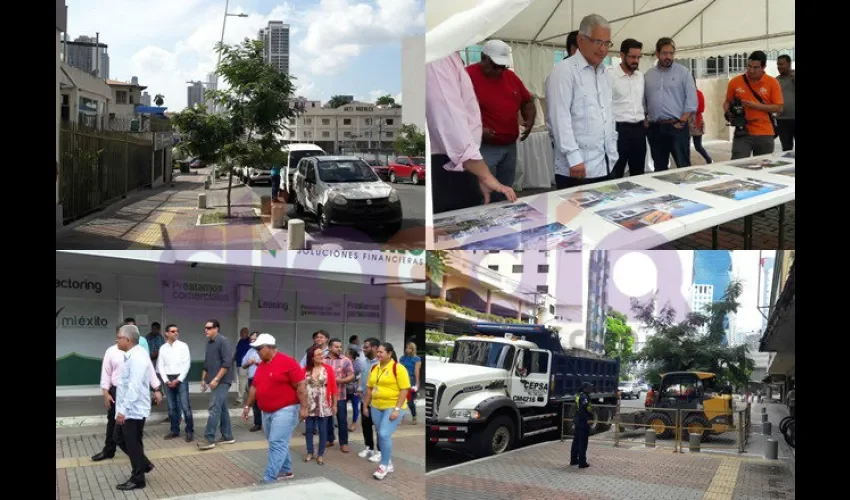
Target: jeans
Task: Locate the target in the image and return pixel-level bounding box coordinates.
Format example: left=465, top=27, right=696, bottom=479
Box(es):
left=348, top=393, right=361, bottom=423
left=164, top=377, right=194, bottom=435
left=407, top=389, right=417, bottom=417
left=692, top=135, right=712, bottom=164
left=479, top=143, right=518, bottom=203
left=327, top=400, right=349, bottom=445
left=305, top=416, right=329, bottom=457
left=204, top=383, right=233, bottom=443
left=647, top=122, right=691, bottom=171
left=261, top=404, right=299, bottom=483
left=271, top=174, right=282, bottom=200
left=371, top=406, right=405, bottom=466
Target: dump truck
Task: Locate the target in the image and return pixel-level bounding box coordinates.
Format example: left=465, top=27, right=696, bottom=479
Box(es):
left=619, top=371, right=736, bottom=441
left=425, top=323, right=620, bottom=457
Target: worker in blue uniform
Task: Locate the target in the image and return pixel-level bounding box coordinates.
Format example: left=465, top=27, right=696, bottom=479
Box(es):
left=570, top=382, right=594, bottom=468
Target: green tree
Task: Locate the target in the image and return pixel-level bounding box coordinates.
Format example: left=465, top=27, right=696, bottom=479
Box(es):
left=634, top=281, right=754, bottom=390
left=154, top=94, right=165, bottom=106
left=376, top=94, right=401, bottom=108
left=171, top=103, right=237, bottom=199
left=201, top=38, right=296, bottom=216
left=327, top=95, right=351, bottom=109
left=426, top=250, right=448, bottom=284
left=394, top=124, right=426, bottom=156
left=603, top=309, right=635, bottom=380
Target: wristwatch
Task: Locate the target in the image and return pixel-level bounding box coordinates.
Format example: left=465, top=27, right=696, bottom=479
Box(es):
left=394, top=407, right=401, bottom=411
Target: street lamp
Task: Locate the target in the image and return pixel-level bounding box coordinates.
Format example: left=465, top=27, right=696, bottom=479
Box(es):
left=215, top=0, right=249, bottom=110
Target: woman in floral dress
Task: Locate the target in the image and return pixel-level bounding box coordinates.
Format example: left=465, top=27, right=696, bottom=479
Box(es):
left=303, top=343, right=338, bottom=465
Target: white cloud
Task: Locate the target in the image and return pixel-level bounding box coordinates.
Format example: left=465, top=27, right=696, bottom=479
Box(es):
left=394, top=91, right=402, bottom=104
left=64, top=1, right=421, bottom=111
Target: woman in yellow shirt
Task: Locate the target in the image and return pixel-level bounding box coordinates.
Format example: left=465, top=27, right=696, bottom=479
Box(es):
left=363, top=342, right=410, bottom=480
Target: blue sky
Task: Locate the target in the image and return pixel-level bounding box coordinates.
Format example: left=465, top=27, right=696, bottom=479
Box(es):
left=65, top=0, right=424, bottom=110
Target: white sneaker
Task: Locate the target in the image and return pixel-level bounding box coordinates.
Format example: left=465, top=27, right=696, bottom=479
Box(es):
left=373, top=463, right=394, bottom=480
left=358, top=448, right=373, bottom=459
left=368, top=451, right=382, bottom=463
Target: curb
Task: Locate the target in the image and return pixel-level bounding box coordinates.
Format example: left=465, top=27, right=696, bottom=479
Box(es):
left=57, top=400, right=427, bottom=428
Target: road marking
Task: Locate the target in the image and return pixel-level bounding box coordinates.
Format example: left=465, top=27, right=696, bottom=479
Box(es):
left=701, top=458, right=740, bottom=500
left=57, top=428, right=423, bottom=470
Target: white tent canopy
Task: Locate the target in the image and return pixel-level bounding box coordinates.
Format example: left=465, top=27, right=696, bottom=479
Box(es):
left=427, top=0, right=795, bottom=61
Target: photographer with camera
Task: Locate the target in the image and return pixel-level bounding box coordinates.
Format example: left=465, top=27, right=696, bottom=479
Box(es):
left=724, top=51, right=784, bottom=159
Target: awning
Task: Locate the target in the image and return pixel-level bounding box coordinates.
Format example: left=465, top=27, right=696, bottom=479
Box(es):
left=760, top=259, right=795, bottom=352
left=135, top=106, right=168, bottom=115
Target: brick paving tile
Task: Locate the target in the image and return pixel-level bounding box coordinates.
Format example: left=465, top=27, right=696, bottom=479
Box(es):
left=426, top=441, right=795, bottom=500
left=57, top=423, right=424, bottom=500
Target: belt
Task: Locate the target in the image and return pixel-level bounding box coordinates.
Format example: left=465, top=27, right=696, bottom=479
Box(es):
left=651, top=119, right=680, bottom=125
left=616, top=121, right=644, bottom=127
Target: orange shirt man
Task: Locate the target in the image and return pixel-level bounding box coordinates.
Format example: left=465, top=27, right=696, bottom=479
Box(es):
left=724, top=50, right=784, bottom=159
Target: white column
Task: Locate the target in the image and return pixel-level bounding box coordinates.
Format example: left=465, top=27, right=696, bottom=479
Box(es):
left=383, top=296, right=406, bottom=348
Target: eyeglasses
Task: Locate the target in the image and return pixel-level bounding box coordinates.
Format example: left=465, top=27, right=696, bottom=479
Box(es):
left=582, top=35, right=613, bottom=49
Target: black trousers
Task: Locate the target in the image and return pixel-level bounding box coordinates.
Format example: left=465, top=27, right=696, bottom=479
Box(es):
left=777, top=119, right=795, bottom=152
left=570, top=421, right=589, bottom=465
left=555, top=157, right=610, bottom=189
left=361, top=401, right=381, bottom=452
left=431, top=154, right=483, bottom=215
left=114, top=418, right=151, bottom=485
left=102, top=386, right=118, bottom=456
left=611, top=122, right=647, bottom=178
left=247, top=378, right=262, bottom=426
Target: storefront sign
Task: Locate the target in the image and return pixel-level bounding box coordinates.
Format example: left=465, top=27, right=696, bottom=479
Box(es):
left=344, top=296, right=383, bottom=323
left=162, top=279, right=232, bottom=304
left=55, top=298, right=117, bottom=359
left=251, top=291, right=297, bottom=322
left=56, top=271, right=117, bottom=299
left=297, top=293, right=344, bottom=321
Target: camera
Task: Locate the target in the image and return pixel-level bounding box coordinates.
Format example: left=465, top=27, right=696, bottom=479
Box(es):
left=726, top=97, right=748, bottom=136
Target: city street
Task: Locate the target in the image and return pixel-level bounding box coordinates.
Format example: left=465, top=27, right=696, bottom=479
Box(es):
left=247, top=179, right=426, bottom=249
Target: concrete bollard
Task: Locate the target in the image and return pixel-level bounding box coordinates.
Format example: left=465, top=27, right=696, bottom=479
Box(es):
left=271, top=203, right=288, bottom=229
left=645, top=430, right=656, bottom=448
left=689, top=433, right=701, bottom=452
left=764, top=438, right=779, bottom=460
left=762, top=421, right=772, bottom=436
left=260, top=195, right=272, bottom=216
left=761, top=413, right=769, bottom=423
left=204, top=179, right=211, bottom=190
left=197, top=193, right=207, bottom=209
left=287, top=219, right=306, bottom=249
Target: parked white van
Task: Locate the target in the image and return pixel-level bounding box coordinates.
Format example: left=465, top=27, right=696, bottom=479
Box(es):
left=283, top=143, right=326, bottom=200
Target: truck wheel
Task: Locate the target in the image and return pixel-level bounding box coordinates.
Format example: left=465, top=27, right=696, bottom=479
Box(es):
left=682, top=415, right=710, bottom=442
left=475, top=416, right=514, bottom=457
left=646, top=413, right=674, bottom=439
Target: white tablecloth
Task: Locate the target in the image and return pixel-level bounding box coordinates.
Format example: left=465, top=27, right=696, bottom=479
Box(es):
left=515, top=130, right=555, bottom=190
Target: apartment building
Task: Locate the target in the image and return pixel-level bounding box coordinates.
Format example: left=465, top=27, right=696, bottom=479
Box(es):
left=258, top=21, right=290, bottom=75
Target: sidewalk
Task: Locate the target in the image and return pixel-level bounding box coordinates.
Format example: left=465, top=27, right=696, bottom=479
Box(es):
left=746, top=401, right=795, bottom=478
left=426, top=439, right=795, bottom=500
left=55, top=169, right=281, bottom=250
left=56, top=416, right=425, bottom=500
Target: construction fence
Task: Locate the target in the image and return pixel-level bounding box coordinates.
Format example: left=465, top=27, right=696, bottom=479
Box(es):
left=561, top=403, right=752, bottom=454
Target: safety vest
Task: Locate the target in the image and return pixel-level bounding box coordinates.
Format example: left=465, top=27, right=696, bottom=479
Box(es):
left=574, top=393, right=592, bottom=419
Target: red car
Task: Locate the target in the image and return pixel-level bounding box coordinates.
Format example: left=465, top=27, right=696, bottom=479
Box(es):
left=388, top=156, right=425, bottom=185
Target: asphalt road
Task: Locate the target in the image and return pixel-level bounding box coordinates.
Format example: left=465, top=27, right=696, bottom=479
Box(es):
left=426, top=395, right=647, bottom=473
left=248, top=179, right=425, bottom=249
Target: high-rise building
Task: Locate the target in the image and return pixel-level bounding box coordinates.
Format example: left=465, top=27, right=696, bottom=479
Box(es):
left=258, top=21, right=290, bottom=75
left=691, top=250, right=733, bottom=338
left=585, top=251, right=611, bottom=354
left=63, top=35, right=109, bottom=79
left=205, top=72, right=217, bottom=114
left=187, top=81, right=204, bottom=109
left=140, top=91, right=152, bottom=107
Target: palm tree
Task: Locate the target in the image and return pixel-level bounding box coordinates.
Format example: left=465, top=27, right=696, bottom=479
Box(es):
left=154, top=94, right=165, bottom=106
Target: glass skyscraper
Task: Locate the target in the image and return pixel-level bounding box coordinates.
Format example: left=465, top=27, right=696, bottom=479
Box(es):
left=691, top=251, right=733, bottom=340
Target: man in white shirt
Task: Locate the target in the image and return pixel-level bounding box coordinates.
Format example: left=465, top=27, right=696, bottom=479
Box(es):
left=114, top=324, right=161, bottom=491
left=157, top=324, right=195, bottom=442
left=609, top=39, right=647, bottom=178
left=545, top=14, right=618, bottom=189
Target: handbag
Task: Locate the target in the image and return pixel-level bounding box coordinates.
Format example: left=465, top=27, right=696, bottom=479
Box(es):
left=742, top=74, right=779, bottom=137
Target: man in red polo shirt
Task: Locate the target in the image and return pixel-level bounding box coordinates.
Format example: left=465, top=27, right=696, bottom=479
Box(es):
left=466, top=40, right=536, bottom=202
left=242, top=334, right=308, bottom=483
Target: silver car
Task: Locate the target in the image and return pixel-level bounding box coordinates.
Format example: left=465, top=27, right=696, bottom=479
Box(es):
left=292, top=156, right=403, bottom=234
left=244, top=165, right=272, bottom=186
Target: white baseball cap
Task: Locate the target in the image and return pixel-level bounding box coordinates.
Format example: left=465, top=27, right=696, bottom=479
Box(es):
left=250, top=333, right=276, bottom=348
left=481, top=39, right=512, bottom=67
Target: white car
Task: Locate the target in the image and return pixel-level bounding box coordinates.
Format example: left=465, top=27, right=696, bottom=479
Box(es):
left=292, top=155, right=403, bottom=234
left=284, top=143, right=326, bottom=199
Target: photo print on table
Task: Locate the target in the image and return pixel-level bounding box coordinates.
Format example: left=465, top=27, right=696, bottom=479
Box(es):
left=696, top=177, right=789, bottom=201
left=730, top=158, right=793, bottom=170
left=781, top=151, right=795, bottom=158
left=654, top=168, right=732, bottom=186
left=560, top=181, right=655, bottom=209
left=595, top=194, right=711, bottom=231
left=433, top=202, right=546, bottom=242
left=457, top=222, right=582, bottom=251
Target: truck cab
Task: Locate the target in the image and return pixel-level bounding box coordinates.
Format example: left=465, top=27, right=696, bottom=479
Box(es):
left=426, top=323, right=618, bottom=457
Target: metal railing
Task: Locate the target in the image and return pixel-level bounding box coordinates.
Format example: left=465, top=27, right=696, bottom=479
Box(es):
left=560, top=402, right=749, bottom=453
